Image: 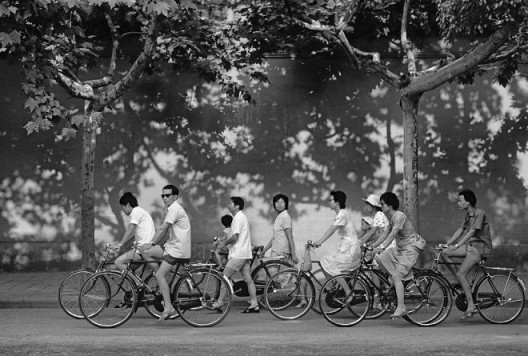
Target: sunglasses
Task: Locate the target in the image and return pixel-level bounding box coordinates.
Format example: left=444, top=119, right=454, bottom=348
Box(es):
left=161, top=194, right=174, bottom=199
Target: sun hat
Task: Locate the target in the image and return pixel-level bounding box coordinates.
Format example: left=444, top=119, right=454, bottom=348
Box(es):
left=362, top=194, right=381, bottom=208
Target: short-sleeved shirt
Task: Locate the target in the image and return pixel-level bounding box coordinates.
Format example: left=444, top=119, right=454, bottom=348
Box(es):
left=271, top=210, right=293, bottom=254
left=129, top=206, right=155, bottom=246
left=461, top=208, right=492, bottom=251
left=332, top=209, right=359, bottom=254
left=228, top=211, right=252, bottom=259
left=163, top=201, right=191, bottom=259
left=389, top=211, right=420, bottom=248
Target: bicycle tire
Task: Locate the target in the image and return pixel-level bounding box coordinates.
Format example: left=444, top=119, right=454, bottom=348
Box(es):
left=58, top=269, right=95, bottom=319
left=79, top=271, right=137, bottom=328
left=319, top=274, right=371, bottom=327
left=251, top=260, right=292, bottom=309
left=403, top=273, right=452, bottom=327
left=308, top=268, right=325, bottom=315
left=173, top=268, right=231, bottom=327
left=265, top=269, right=315, bottom=320
left=475, top=273, right=525, bottom=324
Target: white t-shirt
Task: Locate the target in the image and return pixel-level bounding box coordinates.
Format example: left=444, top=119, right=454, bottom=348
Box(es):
left=129, top=206, right=155, bottom=246
left=163, top=201, right=192, bottom=258
left=228, top=210, right=252, bottom=259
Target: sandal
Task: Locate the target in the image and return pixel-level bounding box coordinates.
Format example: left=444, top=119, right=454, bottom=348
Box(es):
left=158, top=308, right=177, bottom=321
left=460, top=309, right=478, bottom=320
left=390, top=306, right=407, bottom=318
left=296, top=300, right=308, bottom=308
left=241, top=305, right=260, bottom=314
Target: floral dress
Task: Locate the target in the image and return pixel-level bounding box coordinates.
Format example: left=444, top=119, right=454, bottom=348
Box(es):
left=320, top=209, right=361, bottom=276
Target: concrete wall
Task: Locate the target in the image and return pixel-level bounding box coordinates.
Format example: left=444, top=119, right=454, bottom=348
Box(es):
left=1, top=57, right=527, bottom=271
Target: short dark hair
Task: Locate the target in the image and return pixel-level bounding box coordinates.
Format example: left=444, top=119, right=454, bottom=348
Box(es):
left=163, top=184, right=179, bottom=196
left=273, top=193, right=289, bottom=210
left=119, top=192, right=138, bottom=207
left=380, top=192, right=399, bottom=210
left=330, top=190, right=346, bottom=209
left=459, top=189, right=477, bottom=207
left=230, top=196, right=245, bottom=210
left=221, top=214, right=233, bottom=228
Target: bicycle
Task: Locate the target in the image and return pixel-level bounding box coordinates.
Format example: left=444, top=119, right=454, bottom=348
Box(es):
left=59, top=243, right=171, bottom=320
left=319, top=245, right=450, bottom=327
left=205, top=244, right=293, bottom=309
left=78, top=246, right=232, bottom=328
left=418, top=244, right=526, bottom=324
left=263, top=241, right=327, bottom=320
left=58, top=243, right=118, bottom=319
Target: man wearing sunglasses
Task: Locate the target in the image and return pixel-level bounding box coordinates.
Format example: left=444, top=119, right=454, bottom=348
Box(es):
left=142, top=184, right=192, bottom=321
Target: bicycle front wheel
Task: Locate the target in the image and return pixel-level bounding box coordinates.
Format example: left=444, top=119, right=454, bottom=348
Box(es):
left=59, top=269, right=94, bottom=319
left=79, top=271, right=137, bottom=328
left=265, top=269, right=315, bottom=320
left=363, top=269, right=389, bottom=320
left=475, top=273, right=525, bottom=324
left=308, top=268, right=325, bottom=315
left=319, top=274, right=371, bottom=327
left=252, top=260, right=292, bottom=309
left=173, top=268, right=231, bottom=327
left=403, top=273, right=452, bottom=327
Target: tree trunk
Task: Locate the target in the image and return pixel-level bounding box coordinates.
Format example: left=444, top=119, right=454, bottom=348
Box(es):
left=400, top=94, right=421, bottom=231
left=80, top=113, right=98, bottom=269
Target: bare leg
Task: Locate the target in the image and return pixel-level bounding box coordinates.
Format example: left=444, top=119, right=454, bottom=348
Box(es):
left=155, top=261, right=175, bottom=320
left=240, top=262, right=258, bottom=308
left=142, top=245, right=164, bottom=272
left=457, top=257, right=478, bottom=313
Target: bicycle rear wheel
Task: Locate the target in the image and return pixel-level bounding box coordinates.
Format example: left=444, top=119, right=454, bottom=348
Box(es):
left=59, top=269, right=94, bottom=319
left=265, top=269, right=315, bottom=320
left=475, top=273, right=525, bottom=324
left=319, top=274, right=371, bottom=327
left=252, top=260, right=292, bottom=309
left=403, top=274, right=452, bottom=327
left=79, top=271, right=137, bottom=328
left=173, top=268, right=231, bottom=327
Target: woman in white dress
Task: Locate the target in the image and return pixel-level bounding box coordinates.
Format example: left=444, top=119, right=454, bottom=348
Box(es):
left=315, top=191, right=361, bottom=277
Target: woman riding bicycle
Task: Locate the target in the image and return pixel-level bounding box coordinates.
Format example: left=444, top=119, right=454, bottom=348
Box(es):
left=372, top=192, right=426, bottom=318
left=442, top=189, right=492, bottom=320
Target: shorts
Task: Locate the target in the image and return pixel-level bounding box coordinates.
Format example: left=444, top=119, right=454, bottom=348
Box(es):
left=163, top=253, right=189, bottom=266
left=465, top=245, right=482, bottom=265
left=270, top=250, right=292, bottom=264
left=225, top=258, right=251, bottom=272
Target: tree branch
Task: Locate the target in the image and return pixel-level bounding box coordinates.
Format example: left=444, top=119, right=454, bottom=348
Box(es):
left=404, top=23, right=518, bottom=95
left=84, top=12, right=118, bottom=89
left=96, top=17, right=159, bottom=108
left=401, top=0, right=416, bottom=73
left=56, top=69, right=95, bottom=100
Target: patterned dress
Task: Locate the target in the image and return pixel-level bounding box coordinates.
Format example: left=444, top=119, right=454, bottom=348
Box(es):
left=320, top=209, right=361, bottom=276
left=375, top=211, right=426, bottom=281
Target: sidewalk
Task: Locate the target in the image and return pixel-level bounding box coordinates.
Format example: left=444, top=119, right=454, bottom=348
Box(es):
left=1, top=271, right=527, bottom=309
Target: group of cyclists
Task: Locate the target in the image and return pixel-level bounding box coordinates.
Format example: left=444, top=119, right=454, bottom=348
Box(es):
left=114, top=185, right=492, bottom=322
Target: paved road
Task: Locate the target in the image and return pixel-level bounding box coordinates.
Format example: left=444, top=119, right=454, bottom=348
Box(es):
left=1, top=306, right=527, bottom=355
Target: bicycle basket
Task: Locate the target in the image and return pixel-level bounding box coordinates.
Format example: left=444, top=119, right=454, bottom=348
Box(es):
left=300, top=247, right=312, bottom=272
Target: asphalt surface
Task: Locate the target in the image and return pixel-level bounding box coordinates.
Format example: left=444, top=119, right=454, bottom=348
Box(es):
left=1, top=271, right=527, bottom=309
